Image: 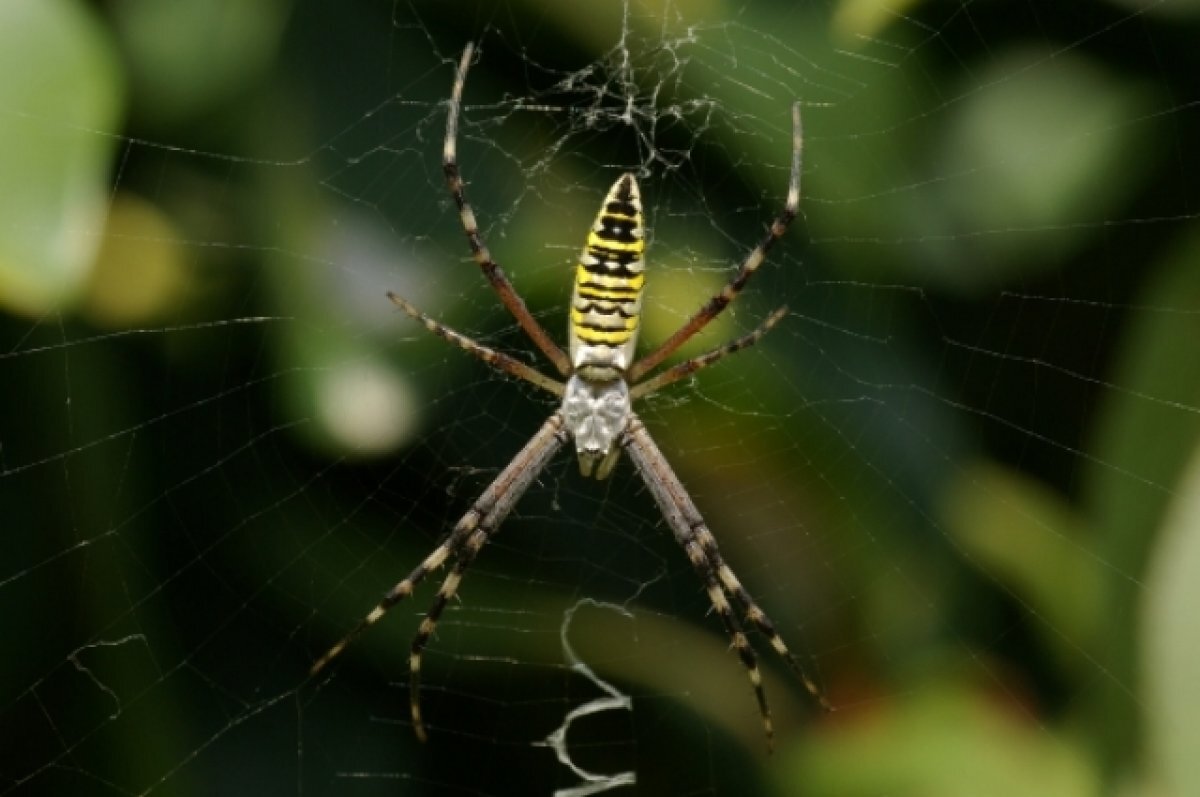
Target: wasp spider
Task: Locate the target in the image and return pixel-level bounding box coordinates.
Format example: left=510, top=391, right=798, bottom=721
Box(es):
left=311, top=43, right=826, bottom=751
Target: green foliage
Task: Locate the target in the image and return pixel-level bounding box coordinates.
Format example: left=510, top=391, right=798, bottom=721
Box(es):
left=0, top=0, right=123, bottom=315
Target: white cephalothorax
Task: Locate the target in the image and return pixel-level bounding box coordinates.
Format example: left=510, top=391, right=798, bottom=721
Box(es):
left=561, top=375, right=631, bottom=478
left=311, top=42, right=825, bottom=752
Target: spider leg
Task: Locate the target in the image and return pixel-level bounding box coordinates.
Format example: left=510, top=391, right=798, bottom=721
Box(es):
left=628, top=103, right=802, bottom=383
left=309, top=519, right=467, bottom=677
left=691, top=526, right=830, bottom=711
left=388, top=292, right=565, bottom=397
left=683, top=531, right=775, bottom=750
left=621, top=415, right=778, bottom=751
left=444, top=43, right=572, bottom=377
left=629, top=305, right=787, bottom=401
left=407, top=525, right=486, bottom=742
left=311, top=413, right=569, bottom=741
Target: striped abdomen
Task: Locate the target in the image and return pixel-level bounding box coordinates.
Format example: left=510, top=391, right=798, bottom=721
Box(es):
left=569, top=173, right=646, bottom=381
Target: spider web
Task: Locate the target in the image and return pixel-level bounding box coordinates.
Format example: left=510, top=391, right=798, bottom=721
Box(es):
left=2, top=0, right=1199, bottom=795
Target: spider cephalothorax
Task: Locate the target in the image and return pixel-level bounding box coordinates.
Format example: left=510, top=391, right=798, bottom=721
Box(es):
left=562, top=374, right=631, bottom=478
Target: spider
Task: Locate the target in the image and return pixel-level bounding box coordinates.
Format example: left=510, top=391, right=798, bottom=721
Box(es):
left=311, top=43, right=827, bottom=751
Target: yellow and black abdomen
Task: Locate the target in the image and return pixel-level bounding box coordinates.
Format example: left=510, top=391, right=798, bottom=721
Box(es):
left=569, top=173, right=646, bottom=381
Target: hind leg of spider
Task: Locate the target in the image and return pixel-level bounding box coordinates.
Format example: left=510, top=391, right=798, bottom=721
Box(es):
left=622, top=417, right=777, bottom=750
left=691, top=526, right=830, bottom=711
left=310, top=414, right=567, bottom=680
left=404, top=413, right=567, bottom=740
left=309, top=518, right=476, bottom=677
left=406, top=525, right=490, bottom=742
left=683, top=536, right=776, bottom=750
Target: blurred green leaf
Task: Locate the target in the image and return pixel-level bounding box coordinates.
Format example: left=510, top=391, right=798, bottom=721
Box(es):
left=82, top=193, right=194, bottom=326
left=778, top=687, right=1099, bottom=797
left=110, top=0, right=291, bottom=126
left=942, top=460, right=1101, bottom=670
left=259, top=150, right=423, bottom=459
left=1142, top=443, right=1200, bottom=797
left=0, top=0, right=124, bottom=316
left=927, top=48, right=1152, bottom=290
left=831, top=0, right=922, bottom=43
left=1089, top=226, right=1200, bottom=765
